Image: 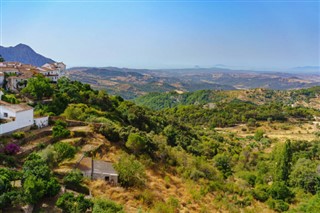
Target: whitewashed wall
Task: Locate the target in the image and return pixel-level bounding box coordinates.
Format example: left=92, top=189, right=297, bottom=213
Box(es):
left=0, top=109, right=33, bottom=135
left=0, top=106, right=16, bottom=118
left=34, top=116, right=49, bottom=128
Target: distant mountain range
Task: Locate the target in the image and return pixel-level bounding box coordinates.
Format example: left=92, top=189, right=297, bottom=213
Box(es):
left=0, top=44, right=55, bottom=67
left=67, top=66, right=320, bottom=99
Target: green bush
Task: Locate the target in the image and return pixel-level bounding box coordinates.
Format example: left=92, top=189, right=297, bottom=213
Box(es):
left=92, top=198, right=124, bottom=213
left=252, top=185, right=269, bottom=202
left=12, top=131, right=25, bottom=139
left=269, top=181, right=294, bottom=202
left=56, top=192, right=93, bottom=213
left=53, top=142, right=76, bottom=162
left=114, top=154, right=146, bottom=188
left=52, top=125, right=70, bottom=138
left=45, top=177, right=61, bottom=197
left=126, top=133, right=147, bottom=155
left=99, top=121, right=120, bottom=142
left=267, top=198, right=289, bottom=212
left=52, top=120, right=70, bottom=138
left=63, top=169, right=83, bottom=187
left=214, top=154, right=233, bottom=179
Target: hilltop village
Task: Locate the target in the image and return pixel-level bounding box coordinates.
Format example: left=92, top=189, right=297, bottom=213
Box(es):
left=0, top=61, right=66, bottom=91
left=0, top=61, right=65, bottom=135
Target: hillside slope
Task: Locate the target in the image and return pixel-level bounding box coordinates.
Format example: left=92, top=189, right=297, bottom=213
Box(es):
left=135, top=87, right=320, bottom=110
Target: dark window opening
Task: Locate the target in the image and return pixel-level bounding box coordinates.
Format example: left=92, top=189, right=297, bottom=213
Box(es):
left=105, top=176, right=110, bottom=182
left=4, top=113, right=8, bottom=118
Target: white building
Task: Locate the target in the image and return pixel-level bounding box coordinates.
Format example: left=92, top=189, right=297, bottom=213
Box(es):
left=76, top=156, right=118, bottom=184
left=0, top=100, right=34, bottom=135
left=0, top=93, right=48, bottom=135
left=40, top=62, right=66, bottom=83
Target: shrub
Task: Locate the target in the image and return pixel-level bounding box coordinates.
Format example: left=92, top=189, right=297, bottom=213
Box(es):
left=267, top=198, right=289, bottom=212
left=0, top=154, right=16, bottom=167
left=269, top=181, right=294, bottom=202
left=114, top=154, right=146, bottom=188
left=12, top=131, right=25, bottom=139
left=52, top=125, right=70, bottom=138
left=99, top=121, right=120, bottom=142
left=125, top=133, right=147, bottom=154
left=92, top=198, right=124, bottom=213
left=254, top=129, right=264, bottom=141
left=252, top=185, right=269, bottom=202
left=4, top=143, right=20, bottom=155
left=56, top=192, right=93, bottom=213
left=52, top=120, right=70, bottom=138
left=2, top=94, right=19, bottom=104
left=63, top=169, right=83, bottom=187
left=53, top=142, right=76, bottom=162
left=214, top=154, right=233, bottom=179
left=153, top=196, right=180, bottom=213
left=23, top=175, right=46, bottom=204
left=45, top=177, right=61, bottom=197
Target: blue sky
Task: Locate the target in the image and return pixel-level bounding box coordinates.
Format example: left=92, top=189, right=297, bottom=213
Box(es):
left=0, top=0, right=319, bottom=70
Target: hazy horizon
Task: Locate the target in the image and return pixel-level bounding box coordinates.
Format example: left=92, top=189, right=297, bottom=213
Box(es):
left=0, top=1, right=319, bottom=70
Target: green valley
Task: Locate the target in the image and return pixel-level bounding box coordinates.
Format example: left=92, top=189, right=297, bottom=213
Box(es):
left=0, top=76, right=320, bottom=212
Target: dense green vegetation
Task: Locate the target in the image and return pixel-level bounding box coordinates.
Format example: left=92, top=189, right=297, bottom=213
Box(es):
left=135, top=87, right=320, bottom=111
left=1, top=77, right=320, bottom=212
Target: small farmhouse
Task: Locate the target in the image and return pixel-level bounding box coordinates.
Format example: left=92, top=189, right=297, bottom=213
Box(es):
left=76, top=156, right=118, bottom=184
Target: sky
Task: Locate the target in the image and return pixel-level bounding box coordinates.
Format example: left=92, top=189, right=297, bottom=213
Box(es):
left=0, top=0, right=319, bottom=70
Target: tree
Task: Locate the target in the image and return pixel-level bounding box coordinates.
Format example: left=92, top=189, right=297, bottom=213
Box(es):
left=21, top=74, right=53, bottom=100
left=22, top=153, right=60, bottom=204
left=63, top=169, right=83, bottom=187
left=273, top=140, right=292, bottom=182
left=0, top=168, right=13, bottom=194
left=52, top=121, right=70, bottom=138
left=269, top=181, right=294, bottom=202
left=114, top=154, right=146, bottom=187
left=23, top=153, right=51, bottom=180
left=56, top=193, right=93, bottom=213
left=46, top=177, right=61, bottom=197
left=53, top=142, right=76, bottom=161
left=125, top=133, right=147, bottom=154
left=23, top=175, right=46, bottom=204
left=214, top=154, right=233, bottom=179
left=289, top=158, right=319, bottom=194
left=0, top=55, right=4, bottom=62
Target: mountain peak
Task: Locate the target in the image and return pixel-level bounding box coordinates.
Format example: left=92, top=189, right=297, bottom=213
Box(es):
left=0, top=44, right=55, bottom=67
left=15, top=43, right=31, bottom=48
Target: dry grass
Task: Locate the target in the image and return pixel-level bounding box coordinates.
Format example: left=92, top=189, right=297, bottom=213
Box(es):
left=219, top=121, right=318, bottom=143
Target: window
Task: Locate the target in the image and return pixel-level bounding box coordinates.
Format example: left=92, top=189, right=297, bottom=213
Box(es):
left=105, top=176, right=110, bottom=182
left=4, top=112, right=8, bottom=118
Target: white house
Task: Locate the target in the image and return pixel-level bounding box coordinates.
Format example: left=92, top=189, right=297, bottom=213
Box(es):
left=0, top=100, right=34, bottom=135
left=40, top=62, right=66, bottom=83
left=0, top=94, right=48, bottom=135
